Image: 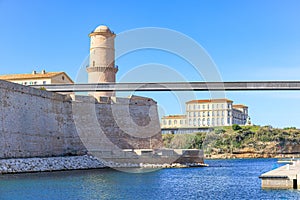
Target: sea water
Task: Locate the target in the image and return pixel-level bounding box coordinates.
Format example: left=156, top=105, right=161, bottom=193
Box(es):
left=1, top=159, right=300, bottom=200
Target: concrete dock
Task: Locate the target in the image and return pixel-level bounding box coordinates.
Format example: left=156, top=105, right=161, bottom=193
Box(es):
left=260, top=161, right=300, bottom=189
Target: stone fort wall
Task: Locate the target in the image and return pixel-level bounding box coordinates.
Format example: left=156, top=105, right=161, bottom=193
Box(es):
left=0, top=80, right=163, bottom=159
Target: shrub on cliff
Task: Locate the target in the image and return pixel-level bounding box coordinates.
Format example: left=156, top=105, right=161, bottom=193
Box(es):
left=232, top=124, right=242, bottom=131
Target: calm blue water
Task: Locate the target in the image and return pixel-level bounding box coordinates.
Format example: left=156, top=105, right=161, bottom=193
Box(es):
left=1, top=159, right=300, bottom=200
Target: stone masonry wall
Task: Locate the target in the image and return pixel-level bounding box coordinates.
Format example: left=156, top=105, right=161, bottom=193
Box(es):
left=0, top=80, right=163, bottom=159
left=0, top=80, right=86, bottom=158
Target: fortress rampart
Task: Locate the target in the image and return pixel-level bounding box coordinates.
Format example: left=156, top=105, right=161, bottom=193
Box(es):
left=0, top=80, right=163, bottom=159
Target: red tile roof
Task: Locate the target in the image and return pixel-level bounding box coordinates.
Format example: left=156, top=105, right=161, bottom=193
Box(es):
left=233, top=104, right=248, bottom=108
left=186, top=99, right=233, bottom=104
left=0, top=72, right=74, bottom=83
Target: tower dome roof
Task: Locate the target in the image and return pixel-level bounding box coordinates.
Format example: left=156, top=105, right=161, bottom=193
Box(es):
left=94, top=25, right=110, bottom=32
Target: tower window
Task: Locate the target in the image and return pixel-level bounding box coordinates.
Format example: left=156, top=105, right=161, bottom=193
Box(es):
left=93, top=61, right=95, bottom=67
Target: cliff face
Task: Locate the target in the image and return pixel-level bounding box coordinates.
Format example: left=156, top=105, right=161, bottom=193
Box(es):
left=0, top=80, right=163, bottom=159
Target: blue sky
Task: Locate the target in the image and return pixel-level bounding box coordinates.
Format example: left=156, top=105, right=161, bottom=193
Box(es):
left=1, top=0, right=300, bottom=127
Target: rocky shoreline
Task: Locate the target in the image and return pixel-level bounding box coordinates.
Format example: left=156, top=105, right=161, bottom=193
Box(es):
left=0, top=155, right=106, bottom=174
left=0, top=155, right=208, bottom=174
left=205, top=153, right=300, bottom=159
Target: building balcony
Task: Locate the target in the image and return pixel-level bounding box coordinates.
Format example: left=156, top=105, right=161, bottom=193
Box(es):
left=86, top=65, right=118, bottom=73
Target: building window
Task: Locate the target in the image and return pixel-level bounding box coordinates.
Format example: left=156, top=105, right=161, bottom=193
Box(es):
left=93, top=61, right=95, bottom=67
left=193, top=119, right=196, bottom=126
left=24, top=82, right=27, bottom=85
left=202, top=118, right=205, bottom=126
left=62, top=76, right=65, bottom=81
left=193, top=104, right=196, bottom=110
left=198, top=118, right=201, bottom=126
left=34, top=81, right=37, bottom=85
left=227, top=118, right=230, bottom=124
left=194, top=112, right=196, bottom=117
left=221, top=104, right=224, bottom=109
left=207, top=104, right=210, bottom=109
left=189, top=119, right=192, bottom=126
left=43, top=81, right=47, bottom=85
left=222, top=111, right=224, bottom=116
left=221, top=118, right=224, bottom=125
left=180, top=120, right=183, bottom=125
left=202, top=105, right=205, bottom=109
left=216, top=118, right=219, bottom=126
left=168, top=120, right=172, bottom=125
left=198, top=105, right=200, bottom=110
left=208, top=111, right=210, bottom=117
left=212, top=118, right=215, bottom=126
left=216, top=104, right=219, bottom=109
left=207, top=118, right=210, bottom=126
left=174, top=120, right=177, bottom=125
left=163, top=120, right=167, bottom=125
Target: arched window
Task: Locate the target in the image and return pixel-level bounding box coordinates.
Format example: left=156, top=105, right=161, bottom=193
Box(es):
left=198, top=118, right=201, bottom=126
left=168, top=120, right=172, bottom=125
left=174, top=120, right=177, bottom=125
left=193, top=119, right=196, bottom=126
left=202, top=118, right=206, bottom=126
left=207, top=118, right=210, bottom=126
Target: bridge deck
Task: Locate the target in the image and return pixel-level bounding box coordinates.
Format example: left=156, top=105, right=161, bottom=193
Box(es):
left=32, top=81, right=300, bottom=92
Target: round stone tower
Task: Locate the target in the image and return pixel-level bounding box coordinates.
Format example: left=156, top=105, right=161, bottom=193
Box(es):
left=87, top=25, right=118, bottom=98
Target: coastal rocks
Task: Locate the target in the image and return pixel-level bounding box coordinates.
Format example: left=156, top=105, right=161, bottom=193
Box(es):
left=0, top=155, right=106, bottom=174
left=0, top=155, right=208, bottom=174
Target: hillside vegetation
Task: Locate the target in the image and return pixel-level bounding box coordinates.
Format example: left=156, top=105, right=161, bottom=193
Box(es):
left=162, top=125, right=300, bottom=158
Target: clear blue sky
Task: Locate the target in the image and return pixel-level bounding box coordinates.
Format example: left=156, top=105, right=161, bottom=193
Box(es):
left=1, top=0, right=300, bottom=127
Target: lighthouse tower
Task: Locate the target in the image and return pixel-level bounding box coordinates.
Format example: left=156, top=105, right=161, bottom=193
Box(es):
left=87, top=25, right=118, bottom=98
